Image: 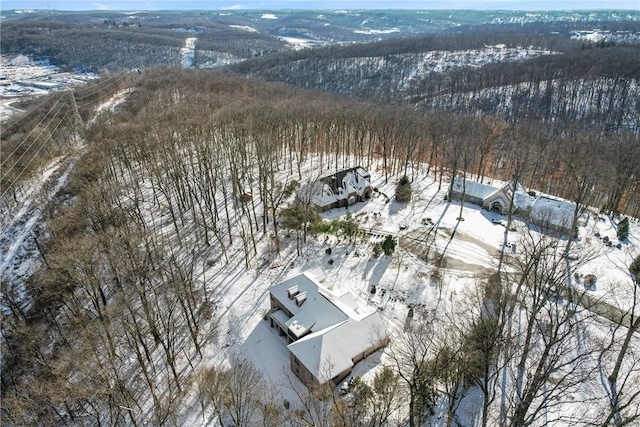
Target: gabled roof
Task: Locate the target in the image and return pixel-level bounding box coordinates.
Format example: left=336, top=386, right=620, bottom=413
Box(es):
left=270, top=269, right=388, bottom=383
left=484, top=179, right=536, bottom=211
left=530, top=196, right=577, bottom=230
left=452, top=177, right=497, bottom=200
left=298, top=167, right=371, bottom=209
left=338, top=168, right=370, bottom=197
left=486, top=179, right=527, bottom=201
left=270, top=270, right=349, bottom=334
left=288, top=312, right=387, bottom=382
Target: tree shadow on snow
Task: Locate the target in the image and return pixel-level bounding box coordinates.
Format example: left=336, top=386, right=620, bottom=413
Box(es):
left=363, top=254, right=392, bottom=292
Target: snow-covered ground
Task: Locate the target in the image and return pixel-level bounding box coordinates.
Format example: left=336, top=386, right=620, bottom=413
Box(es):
left=261, top=45, right=559, bottom=95
left=180, top=37, right=197, bottom=68
left=229, top=24, right=260, bottom=33
left=178, top=36, right=244, bottom=68
left=278, top=37, right=315, bottom=49
left=0, top=89, right=132, bottom=316
left=419, top=77, right=640, bottom=128
left=398, top=45, right=557, bottom=86
left=2, top=90, right=637, bottom=423
left=181, top=162, right=638, bottom=425
left=570, top=29, right=640, bottom=44
left=0, top=54, right=97, bottom=122
left=354, top=28, right=401, bottom=35
left=0, top=157, right=73, bottom=314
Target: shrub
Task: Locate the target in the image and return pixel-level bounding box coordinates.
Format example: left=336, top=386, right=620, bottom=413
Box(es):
left=372, top=242, right=383, bottom=257
left=283, top=180, right=299, bottom=198
left=280, top=200, right=320, bottom=232
left=330, top=213, right=359, bottom=238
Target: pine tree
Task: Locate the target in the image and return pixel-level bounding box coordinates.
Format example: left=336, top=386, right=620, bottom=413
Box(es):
left=630, top=255, right=640, bottom=283
left=382, top=235, right=396, bottom=255
left=395, top=175, right=412, bottom=203
left=617, top=217, right=629, bottom=240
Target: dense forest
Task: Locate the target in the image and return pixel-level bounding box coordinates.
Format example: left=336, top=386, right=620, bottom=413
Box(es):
left=0, top=20, right=285, bottom=71
left=231, top=30, right=640, bottom=130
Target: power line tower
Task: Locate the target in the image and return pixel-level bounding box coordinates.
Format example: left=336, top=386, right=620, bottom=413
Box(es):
left=67, top=90, right=85, bottom=140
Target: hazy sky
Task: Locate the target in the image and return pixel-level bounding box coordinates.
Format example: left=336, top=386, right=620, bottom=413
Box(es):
left=2, top=0, right=639, bottom=11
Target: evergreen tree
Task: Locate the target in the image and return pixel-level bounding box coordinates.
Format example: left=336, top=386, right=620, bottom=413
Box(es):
left=630, top=255, right=640, bottom=283
left=382, top=235, right=397, bottom=255
left=617, top=217, right=629, bottom=240
left=396, top=175, right=412, bottom=203
left=280, top=200, right=320, bottom=231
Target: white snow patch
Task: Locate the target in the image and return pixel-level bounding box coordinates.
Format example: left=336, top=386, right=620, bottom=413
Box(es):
left=180, top=37, right=197, bottom=68
left=279, top=36, right=313, bottom=49
left=354, top=28, right=401, bottom=35
left=229, top=24, right=259, bottom=33
left=570, top=29, right=640, bottom=44
left=88, top=88, right=134, bottom=126
left=261, top=13, right=278, bottom=19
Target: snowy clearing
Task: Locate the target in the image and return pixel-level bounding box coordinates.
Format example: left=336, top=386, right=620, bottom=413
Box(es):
left=229, top=24, right=260, bottom=33
left=180, top=37, right=197, bottom=68
left=278, top=36, right=315, bottom=49
left=354, top=28, right=401, bottom=35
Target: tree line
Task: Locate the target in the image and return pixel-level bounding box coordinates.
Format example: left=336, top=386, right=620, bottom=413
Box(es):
left=229, top=31, right=581, bottom=75
left=0, top=19, right=285, bottom=72
left=234, top=40, right=640, bottom=131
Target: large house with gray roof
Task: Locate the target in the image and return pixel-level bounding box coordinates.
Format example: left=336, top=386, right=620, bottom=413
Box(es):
left=267, top=269, right=389, bottom=388
left=450, top=176, right=579, bottom=236
left=299, top=167, right=372, bottom=212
